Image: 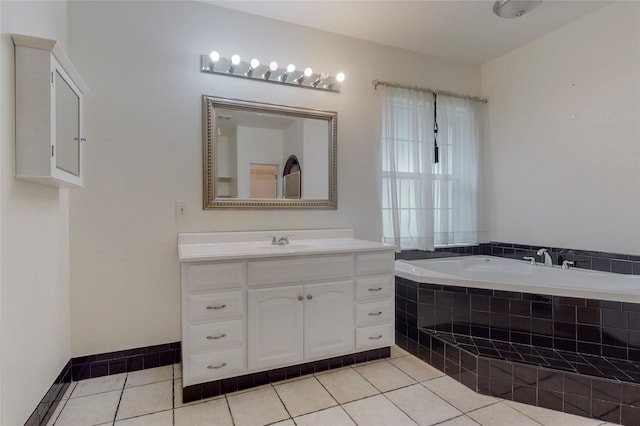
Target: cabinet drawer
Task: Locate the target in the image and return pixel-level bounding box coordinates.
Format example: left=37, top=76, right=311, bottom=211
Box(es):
left=356, top=299, right=393, bottom=327
left=188, top=291, right=243, bottom=322
left=356, top=276, right=394, bottom=301
left=186, top=262, right=244, bottom=291
left=248, top=255, right=353, bottom=287
left=188, top=319, right=243, bottom=352
left=356, top=252, right=394, bottom=276
left=187, top=348, right=245, bottom=384
left=356, top=324, right=394, bottom=351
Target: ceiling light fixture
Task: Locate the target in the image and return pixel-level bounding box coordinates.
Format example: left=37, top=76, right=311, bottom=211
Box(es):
left=493, top=0, right=542, bottom=18
left=200, top=52, right=344, bottom=93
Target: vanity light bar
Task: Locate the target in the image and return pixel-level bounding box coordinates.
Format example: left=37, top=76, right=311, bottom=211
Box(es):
left=200, top=52, right=345, bottom=93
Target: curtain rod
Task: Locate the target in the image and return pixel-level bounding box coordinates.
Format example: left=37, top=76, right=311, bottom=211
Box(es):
left=372, top=79, right=488, bottom=104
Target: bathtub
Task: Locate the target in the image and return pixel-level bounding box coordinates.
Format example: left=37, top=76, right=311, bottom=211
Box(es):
left=395, top=255, right=640, bottom=303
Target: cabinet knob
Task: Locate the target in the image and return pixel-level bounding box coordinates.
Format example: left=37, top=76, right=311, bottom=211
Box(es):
left=307, top=294, right=313, bottom=300
left=298, top=296, right=304, bottom=301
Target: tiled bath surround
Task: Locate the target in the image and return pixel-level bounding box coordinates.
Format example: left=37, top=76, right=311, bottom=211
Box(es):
left=395, top=276, right=640, bottom=424
left=396, top=242, right=640, bottom=275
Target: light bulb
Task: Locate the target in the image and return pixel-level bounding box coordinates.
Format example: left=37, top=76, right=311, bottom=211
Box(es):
left=287, top=64, right=295, bottom=73
left=231, top=54, right=241, bottom=65
left=209, top=51, right=220, bottom=62
left=269, top=61, right=278, bottom=72
left=336, top=72, right=345, bottom=82
left=304, top=67, right=313, bottom=77
left=250, top=58, right=260, bottom=68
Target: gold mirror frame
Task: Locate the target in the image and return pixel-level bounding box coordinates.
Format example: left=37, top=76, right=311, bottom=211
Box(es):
left=203, top=95, right=337, bottom=209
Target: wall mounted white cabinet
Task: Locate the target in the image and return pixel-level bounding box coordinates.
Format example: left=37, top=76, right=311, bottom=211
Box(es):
left=13, top=34, right=89, bottom=188
left=178, top=229, right=395, bottom=390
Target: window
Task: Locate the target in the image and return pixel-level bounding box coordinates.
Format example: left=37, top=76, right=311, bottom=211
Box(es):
left=379, top=87, right=479, bottom=251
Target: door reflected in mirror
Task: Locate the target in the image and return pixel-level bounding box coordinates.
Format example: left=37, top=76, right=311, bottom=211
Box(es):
left=203, top=96, right=337, bottom=209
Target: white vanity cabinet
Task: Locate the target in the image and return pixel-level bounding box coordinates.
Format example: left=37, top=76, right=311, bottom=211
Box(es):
left=247, top=279, right=355, bottom=371
left=178, top=229, right=395, bottom=390
left=354, top=253, right=396, bottom=350
left=12, top=34, right=89, bottom=188
left=181, top=261, right=246, bottom=386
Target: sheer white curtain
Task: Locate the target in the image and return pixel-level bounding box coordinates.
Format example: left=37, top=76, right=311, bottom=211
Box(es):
left=378, top=87, right=480, bottom=251
left=433, top=96, right=479, bottom=246
left=378, top=86, right=435, bottom=251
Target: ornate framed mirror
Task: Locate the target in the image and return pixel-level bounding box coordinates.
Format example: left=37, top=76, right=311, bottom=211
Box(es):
left=203, top=95, right=337, bottom=209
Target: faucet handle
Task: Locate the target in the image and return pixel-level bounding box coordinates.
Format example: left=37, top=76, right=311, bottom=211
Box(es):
left=523, top=256, right=536, bottom=265
left=562, top=260, right=575, bottom=269
left=266, top=234, right=277, bottom=244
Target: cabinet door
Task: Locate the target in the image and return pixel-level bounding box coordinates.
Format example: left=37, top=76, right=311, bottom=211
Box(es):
left=54, top=68, right=80, bottom=177
left=304, top=280, right=355, bottom=360
left=248, top=286, right=304, bottom=371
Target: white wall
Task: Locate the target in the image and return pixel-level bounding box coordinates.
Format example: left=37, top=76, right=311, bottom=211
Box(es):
left=0, top=2, right=70, bottom=425
left=67, top=0, right=480, bottom=357
left=481, top=2, right=640, bottom=255
left=302, top=119, right=329, bottom=199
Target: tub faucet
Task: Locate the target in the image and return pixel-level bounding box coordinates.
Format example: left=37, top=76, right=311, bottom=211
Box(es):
left=523, top=256, right=536, bottom=265
left=537, top=248, right=553, bottom=266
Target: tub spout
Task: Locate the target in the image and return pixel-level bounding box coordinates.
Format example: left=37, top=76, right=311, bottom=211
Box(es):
left=537, top=248, right=553, bottom=266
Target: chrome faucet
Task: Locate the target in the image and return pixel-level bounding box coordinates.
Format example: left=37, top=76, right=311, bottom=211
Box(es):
left=267, top=234, right=295, bottom=245
left=523, top=256, right=536, bottom=265
left=562, top=260, right=575, bottom=269
left=537, top=248, right=553, bottom=266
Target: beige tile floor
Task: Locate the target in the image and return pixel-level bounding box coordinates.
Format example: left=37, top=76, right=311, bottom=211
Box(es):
left=47, top=346, right=618, bottom=426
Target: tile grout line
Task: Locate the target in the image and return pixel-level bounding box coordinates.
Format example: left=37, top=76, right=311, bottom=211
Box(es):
left=49, top=382, right=76, bottom=426
left=350, top=360, right=426, bottom=425
left=311, top=372, right=360, bottom=425
left=172, top=364, right=176, bottom=426
left=271, top=382, right=296, bottom=423
left=504, top=401, right=559, bottom=426
left=224, top=394, right=237, bottom=426
left=111, top=374, right=127, bottom=426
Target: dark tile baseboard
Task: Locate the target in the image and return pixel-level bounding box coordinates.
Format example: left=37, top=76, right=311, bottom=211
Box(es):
left=24, top=341, right=181, bottom=426
left=70, top=342, right=181, bottom=381
left=182, top=347, right=391, bottom=403
left=24, top=362, right=72, bottom=426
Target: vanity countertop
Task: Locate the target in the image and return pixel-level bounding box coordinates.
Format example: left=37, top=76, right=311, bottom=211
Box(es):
left=178, top=229, right=394, bottom=262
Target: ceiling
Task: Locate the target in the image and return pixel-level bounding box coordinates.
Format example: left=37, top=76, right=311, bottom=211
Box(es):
left=206, top=0, right=610, bottom=64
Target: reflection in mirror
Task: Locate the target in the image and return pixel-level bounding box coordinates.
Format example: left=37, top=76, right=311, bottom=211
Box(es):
left=203, top=96, right=337, bottom=209
left=55, top=71, right=80, bottom=176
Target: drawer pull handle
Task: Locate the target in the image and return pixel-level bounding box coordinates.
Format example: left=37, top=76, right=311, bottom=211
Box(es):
left=206, top=333, right=227, bottom=340
left=368, top=311, right=383, bottom=316
left=206, top=304, right=227, bottom=310
left=369, top=335, right=383, bottom=340
left=368, top=287, right=383, bottom=292
left=207, top=363, right=227, bottom=369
